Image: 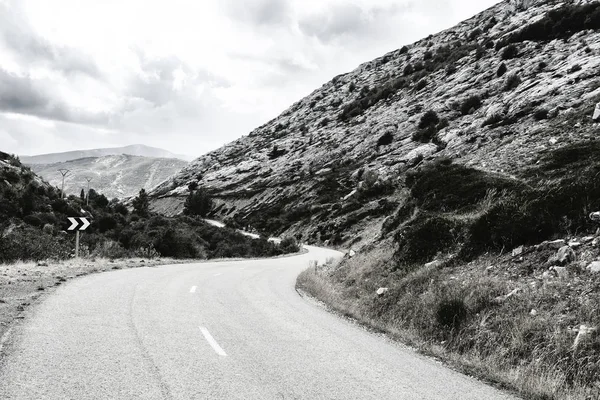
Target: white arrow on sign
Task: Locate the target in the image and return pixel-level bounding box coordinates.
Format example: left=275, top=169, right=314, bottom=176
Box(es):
left=67, top=217, right=91, bottom=231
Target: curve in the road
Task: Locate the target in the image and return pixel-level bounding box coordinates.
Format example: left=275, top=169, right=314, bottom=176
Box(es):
left=0, top=246, right=516, bottom=400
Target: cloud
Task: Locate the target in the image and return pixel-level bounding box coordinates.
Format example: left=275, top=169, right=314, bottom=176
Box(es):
left=0, top=1, right=100, bottom=78
left=221, top=0, right=292, bottom=27
left=0, top=69, right=109, bottom=124
left=298, top=3, right=403, bottom=44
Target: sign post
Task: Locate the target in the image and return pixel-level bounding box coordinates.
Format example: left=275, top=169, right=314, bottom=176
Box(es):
left=67, top=217, right=91, bottom=258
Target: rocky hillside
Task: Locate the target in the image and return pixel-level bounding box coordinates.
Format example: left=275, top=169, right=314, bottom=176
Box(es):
left=21, top=144, right=191, bottom=164
left=149, top=0, right=600, bottom=250
left=30, top=155, right=188, bottom=199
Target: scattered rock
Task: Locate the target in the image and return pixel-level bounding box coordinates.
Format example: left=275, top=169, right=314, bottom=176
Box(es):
left=581, top=236, right=595, bottom=244
left=548, top=137, right=558, bottom=145
left=511, top=246, right=524, bottom=257
left=376, top=287, right=389, bottom=296
left=593, top=103, right=600, bottom=122
left=485, top=265, right=494, bottom=274
left=590, top=211, right=600, bottom=222
left=568, top=241, right=582, bottom=249
left=348, top=250, right=356, bottom=258
left=530, top=309, right=537, bottom=316
left=592, top=237, right=600, bottom=248
left=36, top=261, right=48, bottom=267
left=548, top=246, right=576, bottom=265
left=572, top=325, right=597, bottom=350
left=493, top=288, right=520, bottom=304
left=537, top=239, right=566, bottom=250
left=425, top=260, right=443, bottom=268
left=586, top=261, right=600, bottom=273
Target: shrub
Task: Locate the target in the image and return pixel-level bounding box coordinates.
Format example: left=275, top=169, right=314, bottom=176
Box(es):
left=569, top=64, right=582, bottom=73
left=184, top=187, right=213, bottom=218
left=436, top=298, right=468, bottom=331
left=415, top=79, right=428, bottom=91
left=533, top=109, right=548, bottom=120
left=460, top=95, right=482, bottom=115
left=377, top=132, right=394, bottom=147
left=403, top=64, right=414, bottom=76
left=268, top=145, right=287, bottom=159
left=418, top=110, right=439, bottom=129
left=497, top=63, right=507, bottom=77
left=279, top=237, right=300, bottom=253
left=396, top=215, right=462, bottom=263
left=504, top=74, right=521, bottom=91
left=501, top=44, right=519, bottom=60
left=399, top=45, right=409, bottom=54
left=506, top=3, right=600, bottom=44
left=132, top=189, right=150, bottom=217
left=412, top=126, right=437, bottom=143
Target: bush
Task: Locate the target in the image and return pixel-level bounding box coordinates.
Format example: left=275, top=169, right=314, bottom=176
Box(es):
left=418, top=110, right=439, bottom=129
left=279, top=237, right=300, bottom=253
left=506, top=3, right=600, bottom=44
left=501, top=44, right=519, bottom=60
left=436, top=298, right=468, bottom=331
left=415, top=78, right=428, bottom=91
left=183, top=188, right=213, bottom=218
left=504, top=74, right=521, bottom=91
left=396, top=215, right=462, bottom=263
left=377, top=132, right=394, bottom=147
left=533, top=108, right=548, bottom=120
left=412, top=126, right=438, bottom=143
left=132, top=189, right=150, bottom=217
left=460, top=95, right=482, bottom=115
left=497, top=63, right=507, bottom=77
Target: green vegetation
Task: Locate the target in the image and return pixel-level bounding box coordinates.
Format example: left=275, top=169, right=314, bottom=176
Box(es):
left=503, top=3, right=600, bottom=45
left=0, top=154, right=299, bottom=263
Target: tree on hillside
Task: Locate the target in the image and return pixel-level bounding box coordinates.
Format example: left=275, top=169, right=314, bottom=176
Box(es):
left=80, top=189, right=85, bottom=201
left=183, top=185, right=213, bottom=218
left=132, top=188, right=150, bottom=217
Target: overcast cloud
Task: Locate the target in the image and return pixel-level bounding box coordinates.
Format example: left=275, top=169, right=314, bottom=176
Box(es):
left=0, top=0, right=501, bottom=158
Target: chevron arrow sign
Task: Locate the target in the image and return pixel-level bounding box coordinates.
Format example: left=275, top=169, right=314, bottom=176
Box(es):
left=67, top=217, right=91, bottom=231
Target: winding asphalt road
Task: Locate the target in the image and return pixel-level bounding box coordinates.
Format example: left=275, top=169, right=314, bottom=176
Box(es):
left=0, top=246, right=515, bottom=399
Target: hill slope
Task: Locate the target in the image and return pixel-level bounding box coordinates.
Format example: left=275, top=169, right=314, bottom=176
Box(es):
left=147, top=1, right=600, bottom=398
left=149, top=0, right=600, bottom=246
left=21, top=144, right=191, bottom=164
left=29, top=155, right=188, bottom=199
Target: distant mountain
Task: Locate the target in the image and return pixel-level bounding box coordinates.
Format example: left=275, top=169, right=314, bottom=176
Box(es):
left=29, top=154, right=188, bottom=199
left=21, top=144, right=192, bottom=164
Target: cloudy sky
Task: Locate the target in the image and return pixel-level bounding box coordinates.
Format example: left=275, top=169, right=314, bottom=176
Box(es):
left=0, top=0, right=501, bottom=158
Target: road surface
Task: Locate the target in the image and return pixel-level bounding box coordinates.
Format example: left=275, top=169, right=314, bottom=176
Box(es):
left=0, top=246, right=515, bottom=399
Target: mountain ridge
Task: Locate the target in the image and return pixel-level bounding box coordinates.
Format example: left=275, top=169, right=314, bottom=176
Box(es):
left=29, top=154, right=188, bottom=199
left=21, top=144, right=192, bottom=164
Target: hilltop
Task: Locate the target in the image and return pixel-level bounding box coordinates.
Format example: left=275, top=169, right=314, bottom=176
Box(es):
left=29, top=154, right=188, bottom=199
left=21, top=144, right=192, bottom=165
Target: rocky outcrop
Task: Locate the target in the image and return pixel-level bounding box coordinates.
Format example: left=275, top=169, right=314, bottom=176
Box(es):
left=148, top=0, right=600, bottom=245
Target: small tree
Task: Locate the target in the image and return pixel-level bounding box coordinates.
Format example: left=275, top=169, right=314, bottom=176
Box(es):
left=184, top=187, right=213, bottom=218
left=132, top=189, right=150, bottom=217
left=80, top=189, right=85, bottom=201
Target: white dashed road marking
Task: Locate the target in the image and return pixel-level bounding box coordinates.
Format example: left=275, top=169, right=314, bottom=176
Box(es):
left=200, top=327, right=227, bottom=356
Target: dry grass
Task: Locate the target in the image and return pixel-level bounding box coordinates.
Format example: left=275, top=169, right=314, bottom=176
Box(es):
left=297, top=240, right=600, bottom=399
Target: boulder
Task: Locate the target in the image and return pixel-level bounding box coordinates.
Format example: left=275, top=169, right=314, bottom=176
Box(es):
left=549, top=246, right=576, bottom=265
left=593, top=103, right=600, bottom=122
left=512, top=246, right=524, bottom=257
left=348, top=249, right=356, bottom=258
left=425, top=260, right=443, bottom=268
left=537, top=239, right=566, bottom=251
left=590, top=211, right=600, bottom=222
left=376, top=287, right=389, bottom=296
left=592, top=237, right=600, bottom=248
left=573, top=325, right=597, bottom=350
left=493, top=288, right=520, bottom=304
left=568, top=241, right=582, bottom=249
left=586, top=261, right=600, bottom=273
